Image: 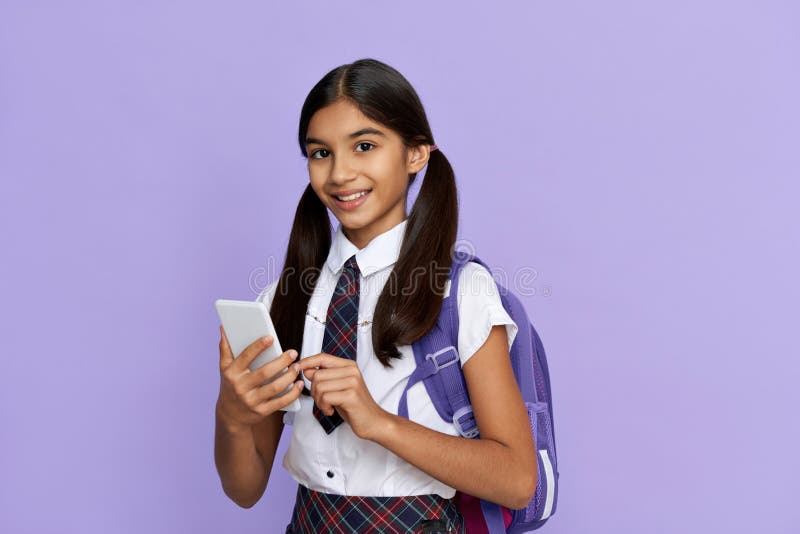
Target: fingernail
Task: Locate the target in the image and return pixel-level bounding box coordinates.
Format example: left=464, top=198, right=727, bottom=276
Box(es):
left=290, top=350, right=298, bottom=359
left=292, top=363, right=300, bottom=373
left=262, top=336, right=272, bottom=344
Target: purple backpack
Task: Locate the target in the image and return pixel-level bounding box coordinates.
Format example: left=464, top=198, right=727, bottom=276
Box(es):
left=397, top=250, right=559, bottom=533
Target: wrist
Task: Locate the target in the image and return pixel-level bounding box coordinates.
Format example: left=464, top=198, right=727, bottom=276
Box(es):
left=367, top=409, right=398, bottom=444
left=215, top=401, right=250, bottom=435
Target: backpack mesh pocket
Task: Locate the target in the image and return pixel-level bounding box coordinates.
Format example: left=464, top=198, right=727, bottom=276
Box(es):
left=518, top=400, right=556, bottom=523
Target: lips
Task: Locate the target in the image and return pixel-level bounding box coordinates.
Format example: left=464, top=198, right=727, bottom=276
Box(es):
left=331, top=189, right=371, bottom=211
left=331, top=188, right=371, bottom=200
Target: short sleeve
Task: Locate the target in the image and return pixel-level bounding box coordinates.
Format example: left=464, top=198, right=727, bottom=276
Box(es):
left=454, top=262, right=518, bottom=368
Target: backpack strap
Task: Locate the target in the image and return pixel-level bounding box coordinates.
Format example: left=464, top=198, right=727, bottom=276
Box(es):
left=398, top=250, right=482, bottom=438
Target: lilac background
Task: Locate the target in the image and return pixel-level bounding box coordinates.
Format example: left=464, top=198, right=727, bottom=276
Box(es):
left=1, top=1, right=798, bottom=533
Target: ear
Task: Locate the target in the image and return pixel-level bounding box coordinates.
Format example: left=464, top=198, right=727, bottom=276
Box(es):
left=406, top=144, right=431, bottom=174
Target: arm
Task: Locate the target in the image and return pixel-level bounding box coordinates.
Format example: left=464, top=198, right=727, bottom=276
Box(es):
left=214, top=403, right=285, bottom=508
left=367, top=325, right=537, bottom=510
left=214, top=301, right=300, bottom=508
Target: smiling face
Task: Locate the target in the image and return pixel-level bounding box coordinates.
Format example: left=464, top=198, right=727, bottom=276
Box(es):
left=305, top=98, right=431, bottom=249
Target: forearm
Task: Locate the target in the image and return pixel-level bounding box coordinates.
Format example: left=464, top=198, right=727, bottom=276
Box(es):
left=369, top=412, right=533, bottom=510
left=214, top=406, right=267, bottom=508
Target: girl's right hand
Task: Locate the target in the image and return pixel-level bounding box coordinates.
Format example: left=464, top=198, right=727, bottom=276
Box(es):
left=216, top=325, right=304, bottom=430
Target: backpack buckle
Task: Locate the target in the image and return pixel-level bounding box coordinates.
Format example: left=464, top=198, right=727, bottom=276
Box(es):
left=425, top=346, right=459, bottom=372
left=453, top=406, right=479, bottom=438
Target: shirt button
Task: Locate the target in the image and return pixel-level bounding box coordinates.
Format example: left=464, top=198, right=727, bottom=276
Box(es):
left=326, top=470, right=334, bottom=478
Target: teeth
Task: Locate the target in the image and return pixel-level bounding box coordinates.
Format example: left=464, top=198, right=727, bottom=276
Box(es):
left=336, top=191, right=369, bottom=201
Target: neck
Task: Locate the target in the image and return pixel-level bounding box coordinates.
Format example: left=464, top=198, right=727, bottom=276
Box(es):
left=342, top=204, right=407, bottom=249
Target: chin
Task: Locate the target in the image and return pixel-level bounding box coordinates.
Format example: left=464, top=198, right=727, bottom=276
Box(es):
left=336, top=212, right=372, bottom=228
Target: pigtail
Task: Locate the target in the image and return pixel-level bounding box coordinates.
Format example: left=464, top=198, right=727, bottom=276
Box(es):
left=372, top=148, right=458, bottom=367
left=270, top=183, right=332, bottom=356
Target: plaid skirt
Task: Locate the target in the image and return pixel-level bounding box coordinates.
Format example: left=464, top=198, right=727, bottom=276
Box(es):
left=284, top=483, right=465, bottom=534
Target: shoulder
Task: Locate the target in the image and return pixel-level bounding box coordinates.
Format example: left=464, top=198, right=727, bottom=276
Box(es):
left=456, top=261, right=495, bottom=297
left=452, top=260, right=501, bottom=311
left=453, top=261, right=519, bottom=367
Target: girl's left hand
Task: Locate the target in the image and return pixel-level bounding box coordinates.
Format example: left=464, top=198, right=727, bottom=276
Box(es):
left=298, top=353, right=390, bottom=441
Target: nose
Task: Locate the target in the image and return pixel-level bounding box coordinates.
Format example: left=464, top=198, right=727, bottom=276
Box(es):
left=327, top=152, right=359, bottom=186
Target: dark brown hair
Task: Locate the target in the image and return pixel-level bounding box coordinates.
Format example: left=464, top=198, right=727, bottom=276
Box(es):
left=270, top=58, right=459, bottom=368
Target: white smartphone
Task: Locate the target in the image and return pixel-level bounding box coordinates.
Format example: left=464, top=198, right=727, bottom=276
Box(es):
left=215, top=299, right=301, bottom=412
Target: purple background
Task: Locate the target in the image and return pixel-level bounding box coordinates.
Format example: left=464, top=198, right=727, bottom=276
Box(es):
left=2, top=1, right=798, bottom=533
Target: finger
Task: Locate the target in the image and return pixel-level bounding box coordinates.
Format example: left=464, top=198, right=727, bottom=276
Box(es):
left=300, top=365, right=321, bottom=382
left=303, top=367, right=317, bottom=380
left=298, top=352, right=356, bottom=371
left=240, top=348, right=299, bottom=392
left=252, top=361, right=303, bottom=404
left=311, top=376, right=359, bottom=414
left=305, top=366, right=355, bottom=383
left=219, top=325, right=234, bottom=370
left=312, top=376, right=360, bottom=397
left=317, top=390, right=353, bottom=417
left=245, top=354, right=300, bottom=392
left=233, top=334, right=277, bottom=373
left=255, top=378, right=305, bottom=414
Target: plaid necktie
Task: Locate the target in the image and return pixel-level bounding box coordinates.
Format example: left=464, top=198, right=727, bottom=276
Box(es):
left=312, top=253, right=361, bottom=434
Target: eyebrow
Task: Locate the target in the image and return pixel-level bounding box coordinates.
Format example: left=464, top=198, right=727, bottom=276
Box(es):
left=305, top=127, right=386, bottom=146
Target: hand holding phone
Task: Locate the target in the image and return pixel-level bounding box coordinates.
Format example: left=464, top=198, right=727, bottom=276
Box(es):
left=215, top=299, right=302, bottom=422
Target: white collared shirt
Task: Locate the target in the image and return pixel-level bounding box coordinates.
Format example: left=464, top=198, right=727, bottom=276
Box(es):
left=256, top=218, right=518, bottom=498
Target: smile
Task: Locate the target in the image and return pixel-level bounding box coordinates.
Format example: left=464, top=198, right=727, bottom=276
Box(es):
left=335, top=190, right=369, bottom=201
left=332, top=190, right=371, bottom=211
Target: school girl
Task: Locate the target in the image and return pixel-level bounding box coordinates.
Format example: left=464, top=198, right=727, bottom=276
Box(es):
left=214, top=58, right=538, bottom=533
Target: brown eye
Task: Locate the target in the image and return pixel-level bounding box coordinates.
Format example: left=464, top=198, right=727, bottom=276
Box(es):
left=310, top=149, right=329, bottom=159
left=356, top=142, right=375, bottom=152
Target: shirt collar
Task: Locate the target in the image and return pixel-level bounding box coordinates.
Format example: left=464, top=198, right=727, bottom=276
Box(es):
left=325, top=218, right=408, bottom=277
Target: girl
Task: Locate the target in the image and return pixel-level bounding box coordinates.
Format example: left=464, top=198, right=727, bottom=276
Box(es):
left=215, top=58, right=537, bottom=533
